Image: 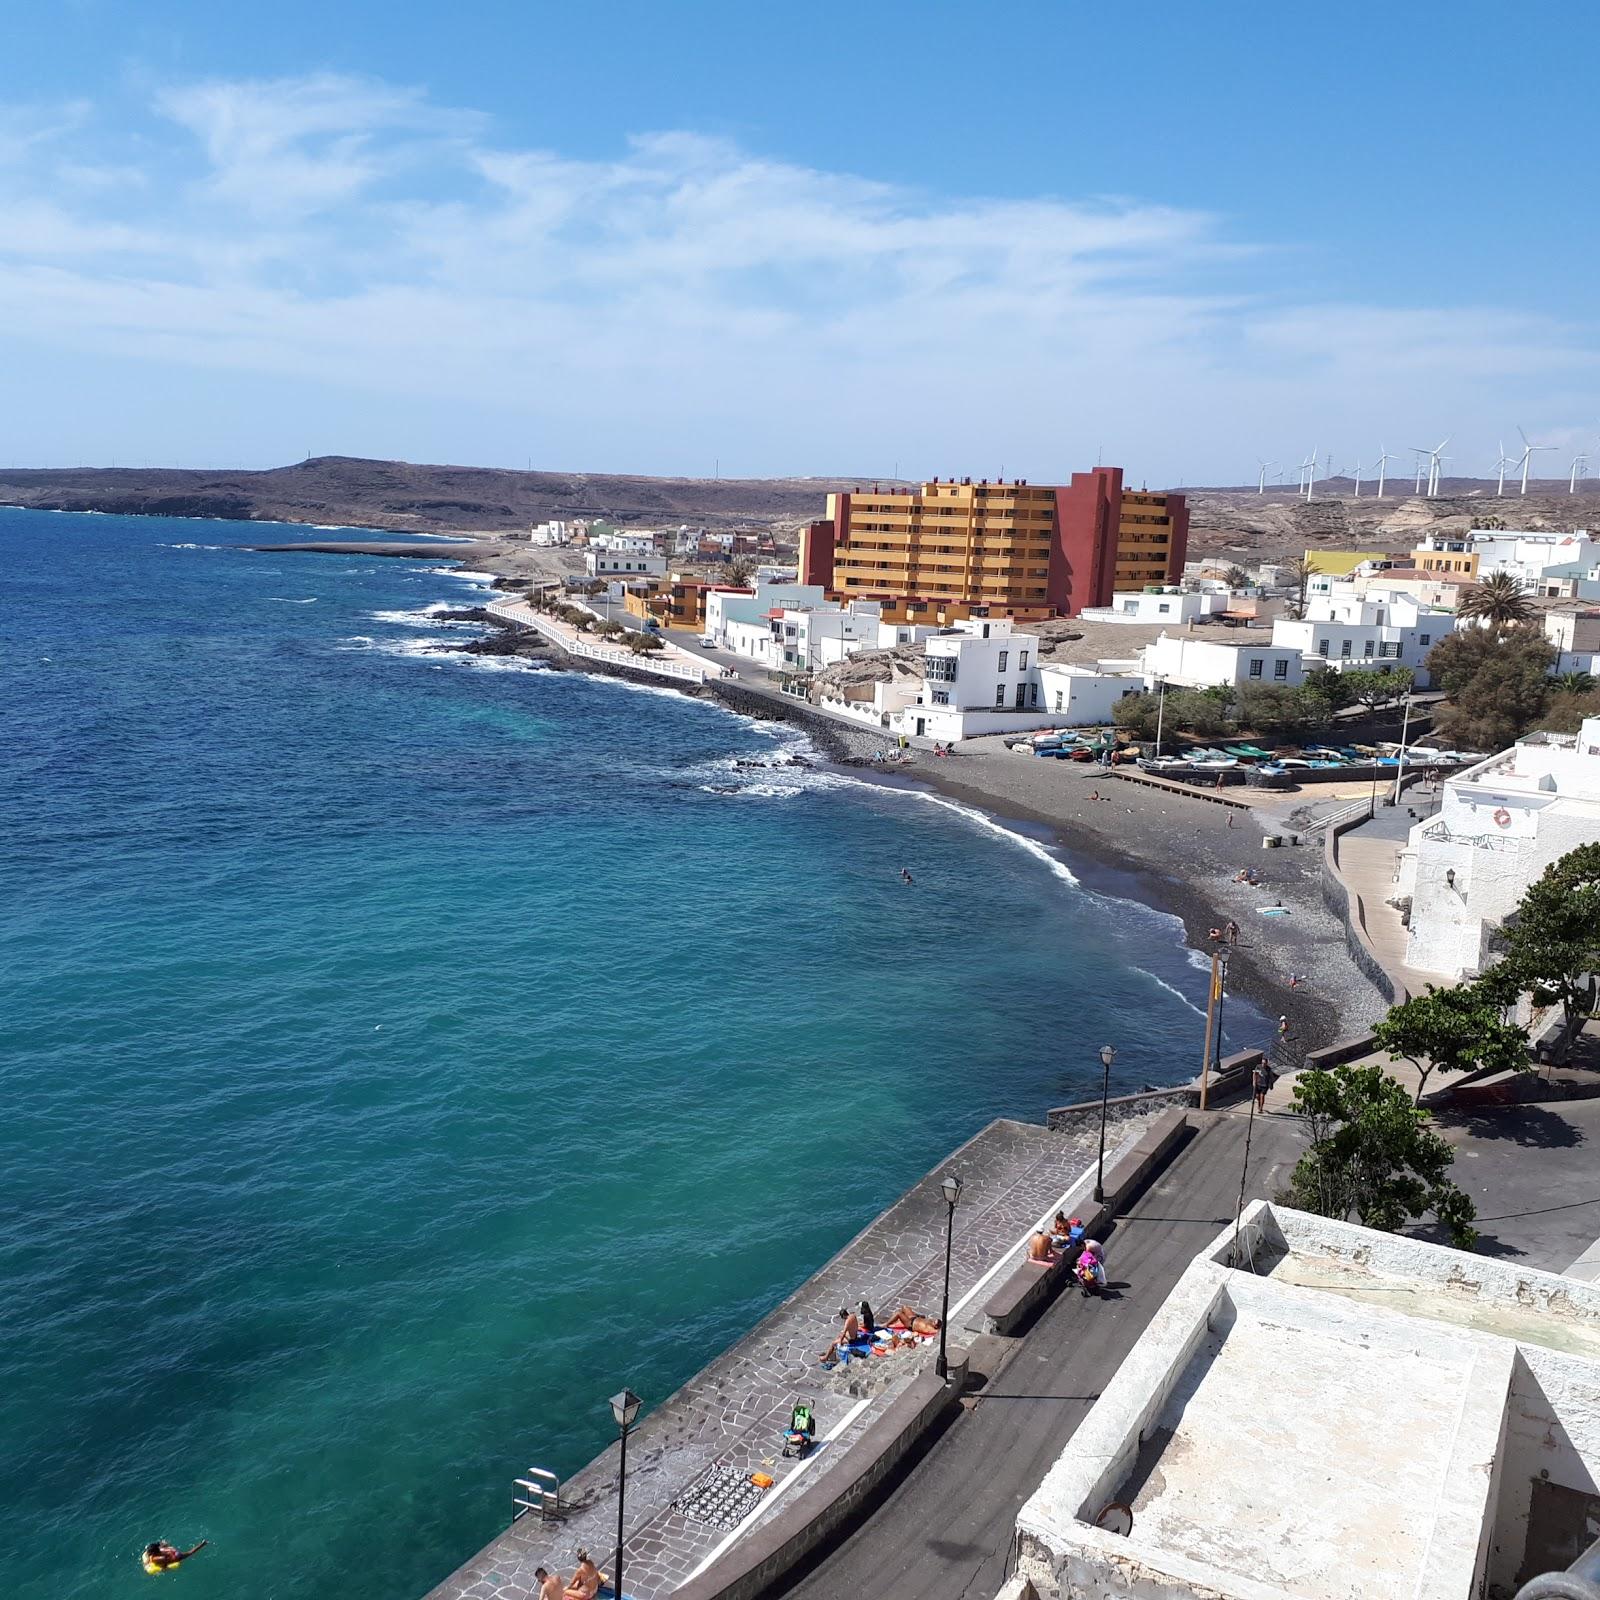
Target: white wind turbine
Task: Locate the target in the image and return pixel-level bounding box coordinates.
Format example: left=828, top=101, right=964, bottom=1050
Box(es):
left=1256, top=459, right=1275, bottom=494
left=1349, top=459, right=1365, bottom=498
left=1411, top=448, right=1428, bottom=494
left=1513, top=426, right=1558, bottom=494
left=1300, top=446, right=1319, bottom=501
left=1373, top=447, right=1395, bottom=498
left=1493, top=441, right=1514, bottom=496
left=1414, top=436, right=1449, bottom=497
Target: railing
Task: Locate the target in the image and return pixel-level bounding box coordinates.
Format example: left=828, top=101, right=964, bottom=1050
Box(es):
left=511, top=1466, right=561, bottom=1525
left=1303, top=797, right=1376, bottom=835
left=486, top=599, right=708, bottom=683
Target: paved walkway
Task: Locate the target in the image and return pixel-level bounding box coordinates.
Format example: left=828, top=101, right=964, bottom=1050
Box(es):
left=421, top=1116, right=1141, bottom=1600
left=1329, top=801, right=1441, bottom=1000
left=774, top=1110, right=1308, bottom=1600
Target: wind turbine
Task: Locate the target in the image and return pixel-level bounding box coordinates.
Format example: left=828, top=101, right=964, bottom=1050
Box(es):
left=1571, top=452, right=1588, bottom=495
left=1493, top=441, right=1513, bottom=497
left=1419, top=437, right=1450, bottom=497
left=1411, top=448, right=1428, bottom=495
left=1256, top=459, right=1275, bottom=494
left=1513, top=426, right=1558, bottom=495
left=1350, top=459, right=1365, bottom=498
left=1373, top=448, right=1395, bottom=498
left=1300, top=447, right=1319, bottom=501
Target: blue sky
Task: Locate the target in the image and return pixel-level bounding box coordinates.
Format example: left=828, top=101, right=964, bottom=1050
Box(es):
left=3, top=0, right=1597, bottom=484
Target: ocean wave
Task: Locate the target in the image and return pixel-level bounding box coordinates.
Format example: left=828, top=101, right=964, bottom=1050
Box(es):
left=268, top=597, right=318, bottom=604
left=366, top=606, right=479, bottom=629
left=432, top=567, right=500, bottom=587
left=901, top=791, right=1081, bottom=887
left=160, top=542, right=227, bottom=551
left=336, top=635, right=547, bottom=674
left=1132, top=967, right=1207, bottom=1018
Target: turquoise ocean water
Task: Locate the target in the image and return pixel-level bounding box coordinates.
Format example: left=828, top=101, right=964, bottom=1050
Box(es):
left=0, top=508, right=1266, bottom=1600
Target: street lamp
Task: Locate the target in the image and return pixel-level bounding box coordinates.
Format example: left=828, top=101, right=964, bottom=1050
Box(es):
left=935, top=1173, right=963, bottom=1380
left=1391, top=694, right=1415, bottom=807
left=608, top=1387, right=642, bottom=1600
left=1153, top=678, right=1168, bottom=756
left=1094, top=1045, right=1117, bottom=1202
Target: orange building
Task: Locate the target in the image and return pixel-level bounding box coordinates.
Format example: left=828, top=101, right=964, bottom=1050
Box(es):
left=624, top=576, right=716, bottom=630
left=798, top=468, right=1186, bottom=618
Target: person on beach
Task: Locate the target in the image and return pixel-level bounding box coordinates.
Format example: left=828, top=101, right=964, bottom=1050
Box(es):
left=1027, top=1229, right=1059, bottom=1264
left=1252, top=1060, right=1273, bottom=1113
left=819, top=1305, right=863, bottom=1366
left=1225, top=920, right=1240, bottom=945
left=564, top=1549, right=602, bottom=1600
left=141, top=1541, right=208, bottom=1575
left=536, top=1568, right=564, bottom=1600
left=1278, top=1014, right=1291, bottom=1038
left=858, top=1299, right=875, bottom=1335
left=890, top=1304, right=942, bottom=1335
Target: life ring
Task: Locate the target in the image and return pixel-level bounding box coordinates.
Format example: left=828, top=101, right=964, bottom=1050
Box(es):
left=1493, top=807, right=1511, bottom=828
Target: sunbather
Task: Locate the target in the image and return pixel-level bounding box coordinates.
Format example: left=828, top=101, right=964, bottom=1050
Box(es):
left=1027, top=1229, right=1060, bottom=1264
left=890, top=1303, right=942, bottom=1336
left=819, top=1306, right=864, bottom=1366
left=564, top=1549, right=602, bottom=1600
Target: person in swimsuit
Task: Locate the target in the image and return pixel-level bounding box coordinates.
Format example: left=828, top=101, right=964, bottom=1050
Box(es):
left=564, top=1549, right=602, bottom=1600
left=142, top=1541, right=208, bottom=1574
left=536, top=1568, right=564, bottom=1600
left=891, top=1303, right=942, bottom=1335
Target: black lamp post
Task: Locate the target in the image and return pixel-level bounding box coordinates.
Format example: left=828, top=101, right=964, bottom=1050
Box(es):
left=1094, top=1044, right=1116, bottom=1202
left=608, top=1387, right=642, bottom=1600
left=935, top=1173, right=963, bottom=1380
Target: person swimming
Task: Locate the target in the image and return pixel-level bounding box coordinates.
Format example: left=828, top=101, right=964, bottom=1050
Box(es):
left=900, top=867, right=915, bottom=884
left=142, top=1541, right=208, bottom=1574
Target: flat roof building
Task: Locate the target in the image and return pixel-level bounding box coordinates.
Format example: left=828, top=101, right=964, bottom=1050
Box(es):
left=798, top=468, right=1187, bottom=620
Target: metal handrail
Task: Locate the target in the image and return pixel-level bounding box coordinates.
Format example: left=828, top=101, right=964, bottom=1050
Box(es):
left=1514, top=1533, right=1600, bottom=1599
left=512, top=1466, right=561, bottom=1524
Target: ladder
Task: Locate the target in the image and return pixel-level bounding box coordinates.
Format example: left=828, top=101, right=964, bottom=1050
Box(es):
left=512, top=1467, right=561, bottom=1525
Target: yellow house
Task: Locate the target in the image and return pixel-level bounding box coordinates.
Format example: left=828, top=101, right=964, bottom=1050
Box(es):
left=1301, top=549, right=1387, bottom=577
left=1410, top=536, right=1479, bottom=577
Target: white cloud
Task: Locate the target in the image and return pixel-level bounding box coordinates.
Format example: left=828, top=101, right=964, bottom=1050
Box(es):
left=0, top=72, right=1595, bottom=479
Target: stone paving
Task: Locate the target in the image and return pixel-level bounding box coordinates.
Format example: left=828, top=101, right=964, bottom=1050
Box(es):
left=422, top=1113, right=1144, bottom=1600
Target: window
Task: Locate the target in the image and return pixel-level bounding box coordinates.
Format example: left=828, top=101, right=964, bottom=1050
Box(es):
left=1363, top=640, right=1375, bottom=657
left=1019, top=650, right=1029, bottom=670
left=932, top=690, right=949, bottom=706
left=1014, top=683, right=1027, bottom=709
left=1158, top=602, right=1171, bottom=614
left=1274, top=659, right=1289, bottom=679
left=1055, top=690, right=1064, bottom=711
left=1318, top=640, right=1330, bottom=657
left=1340, top=640, right=1352, bottom=658
left=1248, top=659, right=1264, bottom=678
left=1030, top=682, right=1039, bottom=707
left=1420, top=633, right=1431, bottom=646
left=997, top=650, right=1009, bottom=671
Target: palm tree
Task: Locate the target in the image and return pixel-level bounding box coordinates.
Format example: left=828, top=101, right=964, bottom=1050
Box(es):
left=1456, top=570, right=1534, bottom=629
left=1224, top=565, right=1250, bottom=589
left=1555, top=670, right=1597, bottom=694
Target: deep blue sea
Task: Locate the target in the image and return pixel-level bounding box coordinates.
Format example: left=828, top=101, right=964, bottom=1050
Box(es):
left=1, top=508, right=1267, bottom=1600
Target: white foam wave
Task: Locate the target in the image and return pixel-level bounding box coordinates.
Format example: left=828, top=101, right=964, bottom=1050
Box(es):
left=1133, top=967, right=1207, bottom=1018
left=434, top=567, right=500, bottom=587
left=268, top=596, right=318, bottom=604
left=160, top=542, right=226, bottom=550
left=366, top=605, right=478, bottom=629
left=901, top=791, right=1080, bottom=887
left=336, top=635, right=547, bottom=674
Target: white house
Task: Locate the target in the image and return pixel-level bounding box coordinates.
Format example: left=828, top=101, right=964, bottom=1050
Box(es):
left=589, top=530, right=659, bottom=557
left=1543, top=607, right=1600, bottom=677
left=1271, top=589, right=1457, bottom=686
left=1395, top=715, right=1600, bottom=979
left=897, top=619, right=1053, bottom=742
left=1036, top=662, right=1148, bottom=723
left=584, top=549, right=666, bottom=580
left=529, top=519, right=571, bottom=546
left=771, top=604, right=880, bottom=672
left=1471, top=529, right=1599, bottom=587
left=1078, top=588, right=1228, bottom=626
left=1140, top=633, right=1306, bottom=690
left=1535, top=556, right=1600, bottom=602
left=703, top=582, right=827, bottom=646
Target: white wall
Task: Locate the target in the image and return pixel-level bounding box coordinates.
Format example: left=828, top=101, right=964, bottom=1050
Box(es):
left=1079, top=590, right=1224, bottom=625
left=1036, top=664, right=1146, bottom=724
left=1141, top=633, right=1306, bottom=689
left=584, top=550, right=666, bottom=578
left=921, top=628, right=1040, bottom=713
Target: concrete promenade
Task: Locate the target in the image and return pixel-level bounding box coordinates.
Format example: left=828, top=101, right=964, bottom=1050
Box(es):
left=422, top=1115, right=1142, bottom=1600
left=773, top=1110, right=1307, bottom=1600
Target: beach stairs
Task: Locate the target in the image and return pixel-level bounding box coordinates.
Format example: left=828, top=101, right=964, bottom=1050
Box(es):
left=511, top=1467, right=561, bottom=1525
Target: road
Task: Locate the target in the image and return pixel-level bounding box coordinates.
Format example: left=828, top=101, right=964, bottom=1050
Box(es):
left=772, top=1110, right=1306, bottom=1600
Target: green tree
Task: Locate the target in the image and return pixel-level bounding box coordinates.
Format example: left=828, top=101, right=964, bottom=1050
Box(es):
left=1497, top=843, right=1600, bottom=1061
left=1341, top=665, right=1415, bottom=713
left=1167, top=688, right=1235, bottom=738
left=1111, top=691, right=1162, bottom=742
left=1371, top=980, right=1531, bottom=1105
left=1542, top=684, right=1600, bottom=735
left=724, top=556, right=757, bottom=586
left=1426, top=625, right=1555, bottom=750
left=1284, top=555, right=1320, bottom=620
left=625, top=630, right=665, bottom=654
left=1554, top=670, right=1597, bottom=694
left=1223, top=565, right=1250, bottom=589
left=1300, top=670, right=1353, bottom=718
left=1456, top=571, right=1535, bottom=629
left=1234, top=683, right=1317, bottom=739
left=1286, top=1065, right=1478, bottom=1248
